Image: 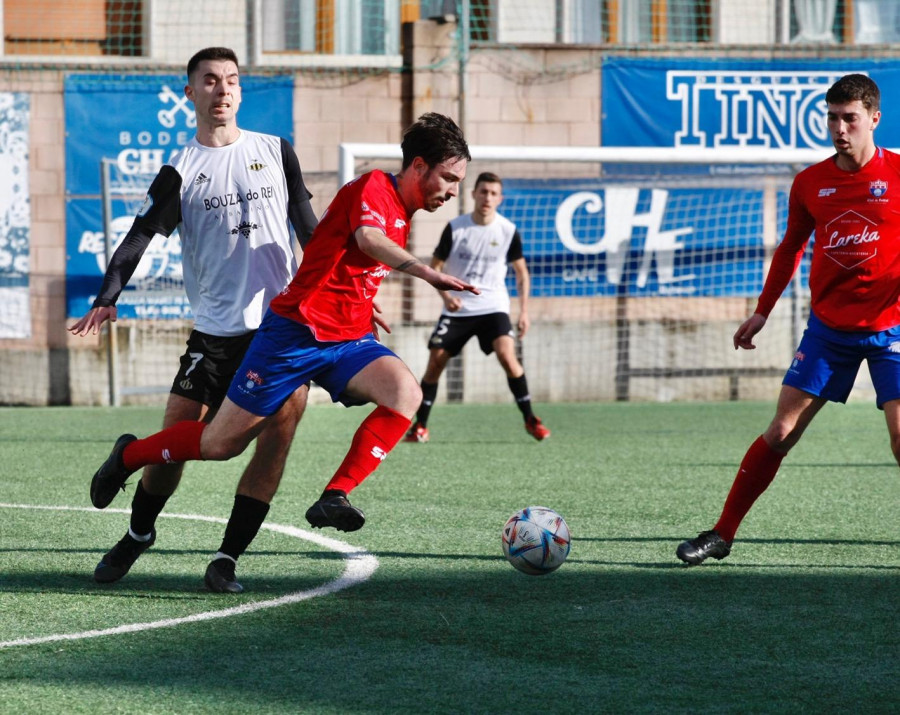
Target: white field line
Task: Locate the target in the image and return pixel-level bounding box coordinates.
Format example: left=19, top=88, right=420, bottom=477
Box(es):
left=0, top=503, right=378, bottom=649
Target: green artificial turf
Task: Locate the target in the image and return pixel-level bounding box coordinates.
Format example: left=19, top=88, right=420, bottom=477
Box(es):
left=0, top=401, right=897, bottom=713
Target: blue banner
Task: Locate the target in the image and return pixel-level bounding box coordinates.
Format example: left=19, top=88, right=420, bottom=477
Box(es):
left=502, top=178, right=811, bottom=298
left=64, top=74, right=293, bottom=318
left=601, top=58, right=900, bottom=149
left=67, top=198, right=190, bottom=320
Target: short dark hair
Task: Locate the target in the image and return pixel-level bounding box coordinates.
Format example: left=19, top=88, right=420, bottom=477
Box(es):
left=826, top=74, right=880, bottom=113
left=400, top=113, right=471, bottom=170
left=187, top=47, right=240, bottom=80
left=474, top=171, right=502, bottom=188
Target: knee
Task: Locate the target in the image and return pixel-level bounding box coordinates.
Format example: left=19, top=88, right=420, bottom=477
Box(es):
left=402, top=380, right=423, bottom=416
left=200, top=433, right=250, bottom=461
left=390, top=377, right=422, bottom=419
left=763, top=422, right=800, bottom=453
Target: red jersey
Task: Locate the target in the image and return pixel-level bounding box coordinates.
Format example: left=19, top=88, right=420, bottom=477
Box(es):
left=755, top=147, right=900, bottom=331
left=269, top=170, right=410, bottom=341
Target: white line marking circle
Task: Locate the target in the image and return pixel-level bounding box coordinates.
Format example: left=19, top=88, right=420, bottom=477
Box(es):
left=0, top=503, right=379, bottom=649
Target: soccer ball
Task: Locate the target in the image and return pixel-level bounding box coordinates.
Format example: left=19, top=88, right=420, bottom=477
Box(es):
left=501, top=506, right=571, bottom=575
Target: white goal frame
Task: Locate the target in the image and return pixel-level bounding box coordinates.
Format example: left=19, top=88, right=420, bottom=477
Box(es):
left=338, top=144, right=831, bottom=186
left=339, top=143, right=833, bottom=403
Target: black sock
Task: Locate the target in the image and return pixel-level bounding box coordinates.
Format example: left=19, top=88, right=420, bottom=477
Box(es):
left=217, top=495, right=270, bottom=561
left=129, top=480, right=170, bottom=536
left=507, top=374, right=535, bottom=420
left=416, top=380, right=439, bottom=426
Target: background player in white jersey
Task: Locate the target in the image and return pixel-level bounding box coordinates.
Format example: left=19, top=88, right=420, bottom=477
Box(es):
left=69, top=47, right=317, bottom=593
left=404, top=171, right=550, bottom=443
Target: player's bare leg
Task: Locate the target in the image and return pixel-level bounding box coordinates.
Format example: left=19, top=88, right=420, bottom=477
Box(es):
left=494, top=334, right=549, bottom=440
left=881, top=398, right=900, bottom=466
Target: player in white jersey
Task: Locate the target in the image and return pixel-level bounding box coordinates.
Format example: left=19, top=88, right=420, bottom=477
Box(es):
left=69, top=47, right=316, bottom=593
left=404, top=172, right=551, bottom=443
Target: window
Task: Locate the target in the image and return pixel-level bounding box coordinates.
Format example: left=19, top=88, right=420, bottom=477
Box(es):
left=613, top=0, right=712, bottom=44
left=3, top=0, right=143, bottom=56
left=852, top=0, right=900, bottom=44
left=469, top=0, right=711, bottom=45
left=262, top=0, right=401, bottom=56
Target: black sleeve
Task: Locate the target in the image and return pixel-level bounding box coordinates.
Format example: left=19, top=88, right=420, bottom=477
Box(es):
left=433, top=223, right=454, bottom=261
left=91, top=227, right=157, bottom=307
left=92, top=166, right=182, bottom=308
left=506, top=229, right=524, bottom=262
left=132, top=165, right=182, bottom=237
left=280, top=138, right=317, bottom=248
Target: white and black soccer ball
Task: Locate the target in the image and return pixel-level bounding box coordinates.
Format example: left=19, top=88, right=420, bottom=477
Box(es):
left=501, top=506, right=571, bottom=575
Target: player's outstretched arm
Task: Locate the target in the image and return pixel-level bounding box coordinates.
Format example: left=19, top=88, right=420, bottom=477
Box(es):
left=733, top=313, right=767, bottom=350
left=429, top=256, right=462, bottom=311
left=68, top=306, right=118, bottom=337
left=355, top=227, right=479, bottom=295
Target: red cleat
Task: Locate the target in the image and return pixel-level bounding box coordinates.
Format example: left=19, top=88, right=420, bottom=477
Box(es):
left=403, top=422, right=430, bottom=443
left=525, top=416, right=550, bottom=441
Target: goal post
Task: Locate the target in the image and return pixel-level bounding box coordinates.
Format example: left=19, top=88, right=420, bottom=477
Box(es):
left=99, top=157, right=190, bottom=406
left=340, top=143, right=833, bottom=405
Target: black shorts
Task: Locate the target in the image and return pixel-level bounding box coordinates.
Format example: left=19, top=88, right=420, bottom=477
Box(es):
left=170, top=329, right=257, bottom=410
left=427, top=312, right=513, bottom=357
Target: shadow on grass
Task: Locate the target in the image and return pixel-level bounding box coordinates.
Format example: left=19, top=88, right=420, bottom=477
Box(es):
left=0, top=569, right=339, bottom=596
left=1, top=566, right=898, bottom=714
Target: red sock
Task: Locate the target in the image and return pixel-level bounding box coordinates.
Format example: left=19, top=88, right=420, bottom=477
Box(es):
left=122, top=421, right=206, bottom=471
left=713, top=435, right=785, bottom=542
left=325, top=406, right=411, bottom=495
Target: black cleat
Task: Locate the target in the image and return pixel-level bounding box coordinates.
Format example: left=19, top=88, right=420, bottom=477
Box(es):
left=90, top=434, right=138, bottom=509
left=94, top=529, right=156, bottom=583
left=676, top=530, right=732, bottom=565
left=305, top=494, right=366, bottom=532
left=204, top=558, right=243, bottom=594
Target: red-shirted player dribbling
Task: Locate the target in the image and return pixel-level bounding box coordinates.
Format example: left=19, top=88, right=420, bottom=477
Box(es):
left=90, top=113, right=478, bottom=592
left=677, top=73, right=900, bottom=565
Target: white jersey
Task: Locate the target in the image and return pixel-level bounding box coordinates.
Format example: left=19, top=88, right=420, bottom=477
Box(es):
left=435, top=212, right=523, bottom=316
left=97, top=129, right=315, bottom=337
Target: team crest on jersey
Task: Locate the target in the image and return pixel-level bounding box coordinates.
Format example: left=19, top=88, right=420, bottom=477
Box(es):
left=248, top=161, right=266, bottom=171
left=870, top=180, right=888, bottom=198
left=231, top=221, right=259, bottom=238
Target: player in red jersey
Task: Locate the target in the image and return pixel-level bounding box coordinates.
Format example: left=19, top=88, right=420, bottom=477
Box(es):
left=89, top=113, right=477, bottom=590
left=677, top=73, right=900, bottom=564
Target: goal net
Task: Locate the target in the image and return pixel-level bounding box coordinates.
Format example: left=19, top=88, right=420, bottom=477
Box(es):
left=98, top=144, right=837, bottom=407
left=343, top=144, right=827, bottom=405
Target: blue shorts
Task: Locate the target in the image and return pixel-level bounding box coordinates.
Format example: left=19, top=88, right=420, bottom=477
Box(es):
left=783, top=314, right=900, bottom=408
left=227, top=311, right=396, bottom=416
